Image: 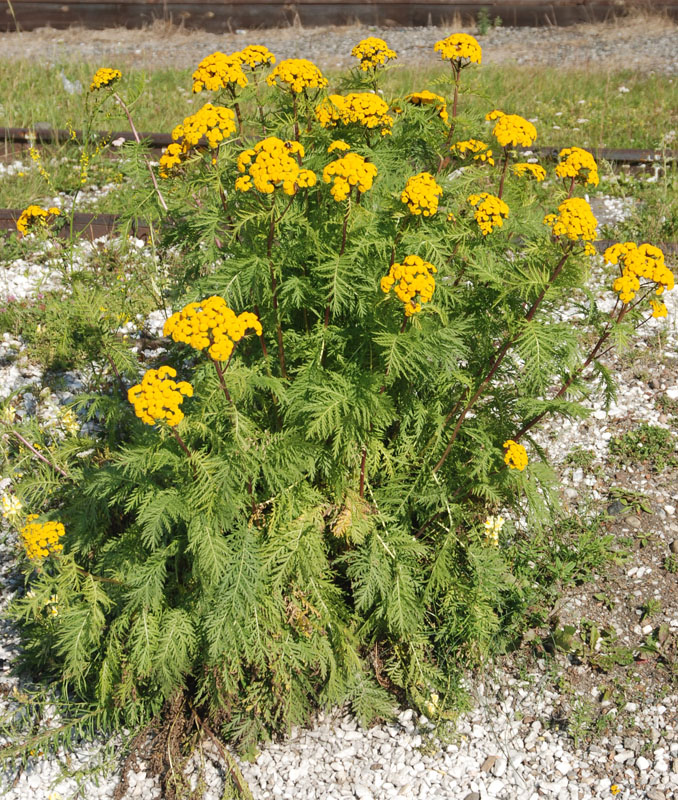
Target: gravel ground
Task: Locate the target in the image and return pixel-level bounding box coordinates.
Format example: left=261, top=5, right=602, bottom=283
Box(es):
left=0, top=14, right=677, bottom=74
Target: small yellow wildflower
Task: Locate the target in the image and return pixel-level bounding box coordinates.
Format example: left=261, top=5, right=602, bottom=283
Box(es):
left=16, top=205, right=60, bottom=236
left=164, top=297, right=262, bottom=361
left=451, top=139, right=494, bottom=165
left=467, top=193, right=509, bottom=235
left=89, top=67, right=121, bottom=92
left=503, top=440, right=528, bottom=471
left=158, top=143, right=184, bottom=179
left=512, top=163, right=546, bottom=181
left=127, top=366, right=193, bottom=427
left=544, top=198, right=598, bottom=254
left=1, top=403, right=17, bottom=424
left=434, top=33, right=482, bottom=65
left=192, top=51, right=248, bottom=93
left=406, top=91, right=449, bottom=125
left=327, top=140, right=352, bottom=154
left=351, top=37, right=397, bottom=71
left=401, top=172, right=443, bottom=216
left=483, top=515, right=505, bottom=546
left=172, top=104, right=237, bottom=150
left=610, top=786, right=620, bottom=796
left=604, top=242, right=674, bottom=304
left=650, top=299, right=668, bottom=318
left=236, top=137, right=316, bottom=195
left=556, top=146, right=599, bottom=187
left=238, top=45, right=276, bottom=70
left=381, top=255, right=437, bottom=316
left=1, top=493, right=23, bottom=522
left=60, top=409, right=80, bottom=436
left=316, top=93, right=394, bottom=136
left=323, top=153, right=378, bottom=201
left=486, top=110, right=537, bottom=148
left=20, top=518, right=65, bottom=560
left=266, top=59, right=328, bottom=93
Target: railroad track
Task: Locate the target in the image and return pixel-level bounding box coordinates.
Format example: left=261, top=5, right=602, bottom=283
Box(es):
left=1, top=126, right=676, bottom=245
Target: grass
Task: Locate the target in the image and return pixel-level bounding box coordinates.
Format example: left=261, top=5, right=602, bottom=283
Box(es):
left=0, top=61, right=677, bottom=148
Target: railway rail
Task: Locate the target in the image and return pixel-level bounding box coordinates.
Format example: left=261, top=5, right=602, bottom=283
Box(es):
left=0, top=125, right=676, bottom=247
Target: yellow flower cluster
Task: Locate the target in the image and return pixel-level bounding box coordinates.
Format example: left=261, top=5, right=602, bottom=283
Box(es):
left=323, top=152, right=378, bottom=201
left=315, top=93, right=394, bottom=135
left=513, top=162, right=546, bottom=181
left=235, top=137, right=316, bottom=195
left=434, top=33, right=482, bottom=64
left=381, top=255, right=437, bottom=316
left=171, top=104, right=237, bottom=150
left=1, top=492, right=22, bottom=522
left=555, top=146, right=599, bottom=187
left=159, top=142, right=184, bottom=178
left=484, top=515, right=505, bottom=546
left=89, top=67, right=121, bottom=92
left=20, top=516, right=65, bottom=560
left=467, top=193, right=509, bottom=235
left=238, top=44, right=276, bottom=69
left=406, top=91, right=449, bottom=124
left=192, top=51, right=248, bottom=93
left=604, top=242, right=674, bottom=304
left=650, top=299, right=668, bottom=318
left=401, top=172, right=443, bottom=216
left=327, top=140, right=351, bottom=154
left=16, top=205, right=60, bottom=236
left=486, top=110, right=537, bottom=148
left=503, top=440, right=528, bottom=471
left=266, top=58, right=328, bottom=93
left=451, top=139, right=494, bottom=165
left=127, top=366, right=193, bottom=427
left=351, top=37, right=397, bottom=70
left=544, top=198, right=597, bottom=254
left=164, top=296, right=263, bottom=361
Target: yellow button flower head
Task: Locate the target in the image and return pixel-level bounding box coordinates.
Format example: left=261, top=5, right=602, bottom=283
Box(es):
left=89, top=67, right=121, bottom=92
left=555, top=146, right=599, bottom=187
left=467, top=193, right=509, bottom=235
left=604, top=242, right=674, bottom=304
left=486, top=110, right=537, bottom=148
left=192, top=51, right=248, bottom=93
left=381, top=254, right=437, bottom=316
left=323, top=152, right=378, bottom=202
left=351, top=37, right=397, bottom=71
left=16, top=205, right=60, bottom=236
left=434, top=33, right=482, bottom=65
left=451, top=139, right=494, bottom=165
left=164, top=296, right=262, bottom=362
left=171, top=104, right=237, bottom=150
left=650, top=299, right=668, bottom=318
left=406, top=91, right=449, bottom=125
left=127, top=366, right=193, bottom=427
left=544, top=198, right=597, bottom=253
left=238, top=45, right=276, bottom=70
left=20, top=518, right=65, bottom=560
left=503, top=440, right=528, bottom=471
left=316, top=93, right=394, bottom=136
left=235, top=137, right=316, bottom=196
left=327, top=140, right=352, bottom=154
left=266, top=58, right=328, bottom=93
left=512, top=162, right=546, bottom=181
left=401, top=172, right=443, bottom=216
left=159, top=143, right=184, bottom=178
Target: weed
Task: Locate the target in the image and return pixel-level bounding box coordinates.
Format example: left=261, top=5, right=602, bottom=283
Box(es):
left=663, top=554, right=678, bottom=574
left=640, top=598, right=662, bottom=621
left=609, top=423, right=678, bottom=472
left=565, top=446, right=597, bottom=472
left=608, top=487, right=653, bottom=515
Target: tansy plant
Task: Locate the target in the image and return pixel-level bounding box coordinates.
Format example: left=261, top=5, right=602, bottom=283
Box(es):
left=4, top=34, right=675, bottom=799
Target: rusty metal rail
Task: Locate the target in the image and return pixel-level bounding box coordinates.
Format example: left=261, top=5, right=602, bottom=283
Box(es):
left=3, top=126, right=677, bottom=164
